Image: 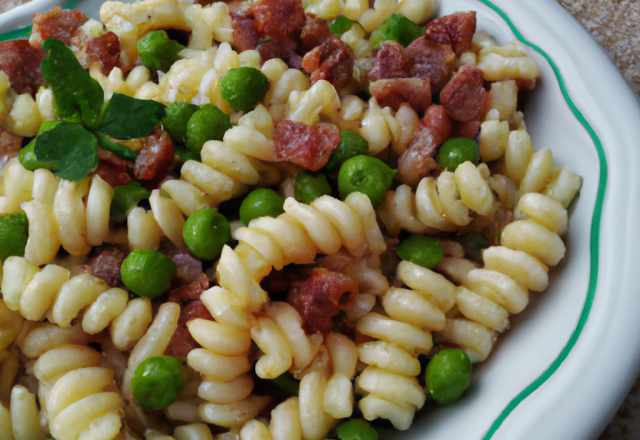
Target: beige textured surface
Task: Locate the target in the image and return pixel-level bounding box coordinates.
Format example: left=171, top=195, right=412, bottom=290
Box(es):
left=558, top=0, right=640, bottom=99
left=0, top=0, right=638, bottom=437
left=0, top=0, right=31, bottom=13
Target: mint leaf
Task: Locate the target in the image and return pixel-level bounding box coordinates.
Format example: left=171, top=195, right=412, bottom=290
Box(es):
left=96, top=93, right=166, bottom=140
left=110, top=181, right=151, bottom=222
left=34, top=123, right=99, bottom=181
left=95, top=132, right=138, bottom=162
left=19, top=121, right=61, bottom=171
left=40, top=38, right=104, bottom=128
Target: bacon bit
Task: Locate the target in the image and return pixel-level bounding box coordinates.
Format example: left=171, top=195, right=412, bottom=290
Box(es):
left=260, top=265, right=313, bottom=296
left=273, top=120, right=340, bottom=171
left=168, top=274, right=209, bottom=302
left=166, top=275, right=213, bottom=357
left=301, top=34, right=355, bottom=92
left=250, top=0, right=307, bottom=42
left=405, top=36, right=456, bottom=92
left=300, top=14, right=330, bottom=54
left=86, top=31, right=121, bottom=75
left=397, top=105, right=452, bottom=187
left=0, top=128, right=23, bottom=170
left=231, top=13, right=259, bottom=52
left=440, top=65, right=487, bottom=122
left=163, top=250, right=207, bottom=287
left=93, top=147, right=132, bottom=187
left=133, top=126, right=175, bottom=183
left=368, top=41, right=410, bottom=82
left=81, top=246, right=127, bottom=287
left=258, top=40, right=302, bottom=69
left=287, top=268, right=359, bottom=335
left=0, top=40, right=46, bottom=96
left=30, top=7, right=88, bottom=48
left=369, top=78, right=431, bottom=113
left=451, top=120, right=481, bottom=139
left=426, top=11, right=477, bottom=58
left=516, top=78, right=536, bottom=92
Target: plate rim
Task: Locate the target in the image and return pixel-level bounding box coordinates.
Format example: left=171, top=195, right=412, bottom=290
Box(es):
left=0, top=0, right=636, bottom=439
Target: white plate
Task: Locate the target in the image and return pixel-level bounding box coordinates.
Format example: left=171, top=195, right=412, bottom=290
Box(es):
left=1, top=0, right=639, bottom=439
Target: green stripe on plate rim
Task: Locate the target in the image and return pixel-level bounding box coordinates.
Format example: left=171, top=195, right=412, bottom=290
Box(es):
left=478, top=0, right=607, bottom=438
left=0, top=0, right=81, bottom=42
left=0, top=0, right=608, bottom=437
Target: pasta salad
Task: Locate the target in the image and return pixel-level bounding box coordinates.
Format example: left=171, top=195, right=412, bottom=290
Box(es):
left=0, top=0, right=583, bottom=439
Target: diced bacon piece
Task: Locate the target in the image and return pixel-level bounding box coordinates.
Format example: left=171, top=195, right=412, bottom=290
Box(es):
left=258, top=40, right=302, bottom=69
left=166, top=276, right=213, bottom=357
left=134, top=126, right=175, bottom=183
left=0, top=40, right=46, bottom=96
left=368, top=41, right=409, bottom=82
left=369, top=78, right=431, bottom=113
left=86, top=31, right=121, bottom=75
left=300, top=14, right=330, bottom=54
left=397, top=105, right=452, bottom=187
left=273, top=120, right=340, bottom=171
left=231, top=12, right=259, bottom=52
left=440, top=65, right=487, bottom=122
left=260, top=266, right=313, bottom=296
left=287, top=268, right=359, bottom=335
left=250, top=0, right=307, bottom=41
left=451, top=120, right=481, bottom=139
left=93, top=147, right=132, bottom=187
left=301, top=34, right=355, bottom=92
left=81, top=246, right=127, bottom=287
left=426, top=11, right=477, bottom=58
left=0, top=128, right=23, bottom=171
left=164, top=250, right=206, bottom=287
left=30, top=7, right=88, bottom=48
left=406, top=36, right=456, bottom=92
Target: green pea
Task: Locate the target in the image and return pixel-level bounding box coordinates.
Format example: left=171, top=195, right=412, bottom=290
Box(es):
left=183, top=208, right=231, bottom=260
left=457, top=232, right=490, bottom=263
left=121, top=249, right=176, bottom=298
left=369, top=14, right=425, bottom=49
left=294, top=171, right=332, bottom=204
left=336, top=419, right=379, bottom=440
left=185, top=104, right=232, bottom=153
left=396, top=235, right=443, bottom=269
left=437, top=137, right=478, bottom=172
left=19, top=121, right=60, bottom=171
left=219, top=67, right=269, bottom=112
left=137, top=30, right=185, bottom=72
left=131, top=355, right=184, bottom=411
left=109, top=181, right=151, bottom=223
left=0, top=211, right=29, bottom=260
left=426, top=349, right=472, bottom=404
left=330, top=16, right=358, bottom=38
left=163, top=101, right=200, bottom=143
left=239, top=188, right=285, bottom=225
left=338, top=155, right=395, bottom=207
left=325, top=130, right=369, bottom=172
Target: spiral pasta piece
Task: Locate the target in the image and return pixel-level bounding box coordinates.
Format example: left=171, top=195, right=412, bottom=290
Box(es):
left=186, top=193, right=384, bottom=430
left=433, top=193, right=570, bottom=362
left=354, top=260, right=456, bottom=430
left=0, top=258, right=152, bottom=350
left=378, top=161, right=495, bottom=235
left=176, top=124, right=281, bottom=211
left=0, top=385, right=47, bottom=440
left=34, top=346, right=125, bottom=440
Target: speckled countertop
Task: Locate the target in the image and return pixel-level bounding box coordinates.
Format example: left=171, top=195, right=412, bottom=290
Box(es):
left=1, top=0, right=639, bottom=437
